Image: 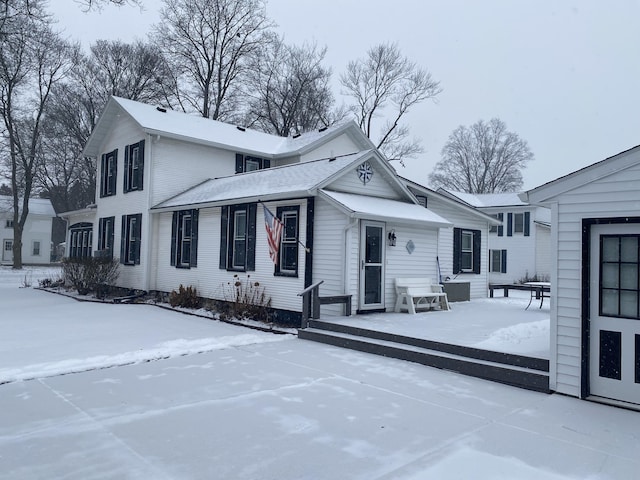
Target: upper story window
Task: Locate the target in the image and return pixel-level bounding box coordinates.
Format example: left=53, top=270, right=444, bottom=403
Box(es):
left=235, top=154, right=271, bottom=174
left=124, top=140, right=145, bottom=193
left=219, top=203, right=256, bottom=271
left=32, top=240, right=41, bottom=256
left=507, top=212, right=530, bottom=236
left=100, top=149, right=118, bottom=198
left=453, top=227, right=480, bottom=274
left=489, top=213, right=503, bottom=234
left=121, top=213, right=142, bottom=265
left=276, top=206, right=299, bottom=277
left=171, top=209, right=199, bottom=268
left=5, top=219, right=13, bottom=228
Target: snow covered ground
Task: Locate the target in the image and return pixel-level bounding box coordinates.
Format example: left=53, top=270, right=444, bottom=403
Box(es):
left=0, top=266, right=638, bottom=479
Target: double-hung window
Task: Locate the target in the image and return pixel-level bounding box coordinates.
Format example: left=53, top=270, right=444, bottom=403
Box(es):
left=507, top=212, right=530, bottom=236
left=489, top=249, right=508, bottom=273
left=220, top=204, right=256, bottom=271
left=97, top=216, right=115, bottom=258
left=32, top=241, right=41, bottom=256
left=276, top=206, right=299, bottom=276
left=100, top=149, right=118, bottom=197
left=171, top=209, right=199, bottom=268
left=124, top=140, right=145, bottom=193
left=121, top=213, right=142, bottom=265
left=453, top=227, right=481, bottom=274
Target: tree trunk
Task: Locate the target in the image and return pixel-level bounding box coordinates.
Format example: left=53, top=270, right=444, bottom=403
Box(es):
left=12, top=223, right=23, bottom=269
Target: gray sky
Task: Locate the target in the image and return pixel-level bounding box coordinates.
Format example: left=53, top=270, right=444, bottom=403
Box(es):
left=55, top=0, right=640, bottom=191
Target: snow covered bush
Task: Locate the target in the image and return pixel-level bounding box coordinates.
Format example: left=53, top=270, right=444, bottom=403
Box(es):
left=62, top=257, right=120, bottom=296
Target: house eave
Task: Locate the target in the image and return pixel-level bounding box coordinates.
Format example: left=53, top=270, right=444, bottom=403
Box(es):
left=150, top=190, right=314, bottom=213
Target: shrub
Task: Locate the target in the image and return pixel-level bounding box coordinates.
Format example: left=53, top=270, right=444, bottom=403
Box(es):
left=62, top=257, right=120, bottom=296
left=517, top=272, right=550, bottom=284
left=169, top=284, right=201, bottom=309
left=222, top=274, right=272, bottom=322
left=38, top=275, right=64, bottom=289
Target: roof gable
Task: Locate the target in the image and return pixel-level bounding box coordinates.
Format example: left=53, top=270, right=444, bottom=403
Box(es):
left=523, top=144, right=640, bottom=204
left=0, top=196, right=55, bottom=216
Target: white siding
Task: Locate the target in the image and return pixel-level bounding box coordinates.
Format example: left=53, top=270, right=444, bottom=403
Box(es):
left=325, top=163, right=401, bottom=199
left=550, top=161, right=640, bottom=398
left=149, top=137, right=236, bottom=206
left=428, top=197, right=489, bottom=299
left=300, top=134, right=361, bottom=162
left=535, top=225, right=551, bottom=280
left=0, top=214, right=53, bottom=264
left=311, top=197, right=351, bottom=316
left=153, top=200, right=308, bottom=313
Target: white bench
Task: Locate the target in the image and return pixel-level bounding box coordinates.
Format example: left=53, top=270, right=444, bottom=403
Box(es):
left=394, top=278, right=450, bottom=314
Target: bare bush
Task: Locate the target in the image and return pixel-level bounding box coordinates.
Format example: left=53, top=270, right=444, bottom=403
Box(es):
left=62, top=257, right=120, bottom=296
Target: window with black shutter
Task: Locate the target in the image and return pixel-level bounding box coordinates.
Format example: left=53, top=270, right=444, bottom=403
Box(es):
left=453, top=227, right=481, bottom=274
left=100, top=149, right=118, bottom=197
left=97, top=216, right=115, bottom=258
left=121, top=213, right=142, bottom=265
left=171, top=209, right=199, bottom=268
left=275, top=206, right=299, bottom=277
left=219, top=203, right=256, bottom=271
left=124, top=140, right=145, bottom=193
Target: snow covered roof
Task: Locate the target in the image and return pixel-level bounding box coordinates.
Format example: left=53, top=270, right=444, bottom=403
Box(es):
left=84, top=96, right=373, bottom=158
left=319, top=190, right=451, bottom=227
left=0, top=196, right=55, bottom=216
left=151, top=151, right=374, bottom=211
left=439, top=190, right=527, bottom=208
left=522, top=143, right=640, bottom=204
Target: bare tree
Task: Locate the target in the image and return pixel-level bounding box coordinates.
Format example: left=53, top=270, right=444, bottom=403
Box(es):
left=76, top=0, right=143, bottom=10
left=340, top=43, right=442, bottom=165
left=152, top=0, right=274, bottom=121
left=0, top=1, right=75, bottom=268
left=429, top=118, right=534, bottom=193
left=244, top=37, right=340, bottom=136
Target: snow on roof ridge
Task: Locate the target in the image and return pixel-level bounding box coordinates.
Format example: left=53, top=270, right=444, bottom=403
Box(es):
left=112, top=96, right=356, bottom=156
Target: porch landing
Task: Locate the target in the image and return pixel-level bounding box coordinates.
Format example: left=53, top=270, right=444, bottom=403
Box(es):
left=298, top=293, right=551, bottom=393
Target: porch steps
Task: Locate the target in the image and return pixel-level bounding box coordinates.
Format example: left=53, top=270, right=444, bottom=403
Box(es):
left=298, top=320, right=550, bottom=393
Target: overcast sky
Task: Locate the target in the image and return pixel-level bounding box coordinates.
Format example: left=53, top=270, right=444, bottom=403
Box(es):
left=55, top=0, right=640, bottom=191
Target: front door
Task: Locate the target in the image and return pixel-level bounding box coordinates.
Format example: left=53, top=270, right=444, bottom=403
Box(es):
left=2, top=239, right=13, bottom=262
left=359, top=221, right=385, bottom=311
left=589, top=224, right=640, bottom=406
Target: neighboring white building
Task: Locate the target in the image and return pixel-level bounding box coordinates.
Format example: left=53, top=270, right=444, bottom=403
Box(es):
left=438, top=190, right=551, bottom=285
left=522, top=144, right=640, bottom=410
left=0, top=196, right=55, bottom=265
left=61, top=96, right=458, bottom=324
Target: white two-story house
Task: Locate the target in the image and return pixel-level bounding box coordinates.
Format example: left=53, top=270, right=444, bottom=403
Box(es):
left=438, top=190, right=551, bottom=285
left=60, top=97, right=468, bottom=324
left=1, top=196, right=55, bottom=265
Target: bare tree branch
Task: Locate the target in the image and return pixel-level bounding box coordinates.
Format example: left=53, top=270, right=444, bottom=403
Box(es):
left=429, top=118, right=534, bottom=193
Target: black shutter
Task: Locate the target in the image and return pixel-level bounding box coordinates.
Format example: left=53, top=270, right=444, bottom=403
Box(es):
left=472, top=230, right=481, bottom=274
left=138, top=140, right=145, bottom=190
left=170, top=211, right=178, bottom=266
left=219, top=206, right=229, bottom=269
left=108, top=217, right=114, bottom=258
left=235, top=154, right=243, bottom=173
left=501, top=249, right=508, bottom=273
left=134, top=213, right=142, bottom=264
left=98, top=219, right=105, bottom=250
left=507, top=213, right=513, bottom=237
left=497, top=213, right=504, bottom=236
left=246, top=203, right=257, bottom=271
left=124, top=146, right=130, bottom=192
left=524, top=211, right=530, bottom=236
left=120, top=216, right=126, bottom=264
left=453, top=228, right=461, bottom=274
left=190, top=209, right=199, bottom=267
left=100, top=154, right=106, bottom=197
left=263, top=158, right=271, bottom=168
left=111, top=149, right=118, bottom=195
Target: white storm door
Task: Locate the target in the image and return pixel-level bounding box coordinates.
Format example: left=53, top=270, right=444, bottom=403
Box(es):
left=589, top=224, right=640, bottom=406
left=359, top=221, right=385, bottom=310
left=3, top=239, right=13, bottom=262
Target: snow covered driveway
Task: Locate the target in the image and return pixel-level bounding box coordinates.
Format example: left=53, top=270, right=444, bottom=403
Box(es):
left=0, top=267, right=638, bottom=479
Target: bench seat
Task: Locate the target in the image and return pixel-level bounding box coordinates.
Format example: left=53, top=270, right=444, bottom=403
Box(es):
left=394, top=278, right=450, bottom=314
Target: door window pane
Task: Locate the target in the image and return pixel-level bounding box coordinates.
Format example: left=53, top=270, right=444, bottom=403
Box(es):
left=600, top=234, right=640, bottom=319
left=621, top=237, right=638, bottom=262
left=364, top=265, right=382, bottom=304
left=365, top=226, right=382, bottom=264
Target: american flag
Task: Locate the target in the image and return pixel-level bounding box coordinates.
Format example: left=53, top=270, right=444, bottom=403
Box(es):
left=263, top=204, right=283, bottom=265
